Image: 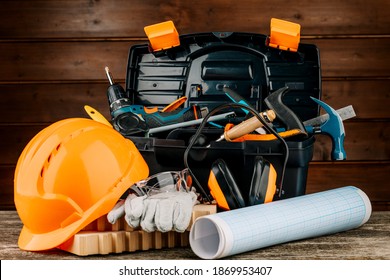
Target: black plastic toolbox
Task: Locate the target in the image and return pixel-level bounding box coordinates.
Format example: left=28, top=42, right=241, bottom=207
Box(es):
left=124, top=31, right=321, bottom=201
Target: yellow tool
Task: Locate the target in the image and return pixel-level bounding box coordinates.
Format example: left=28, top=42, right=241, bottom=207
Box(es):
left=84, top=105, right=112, bottom=127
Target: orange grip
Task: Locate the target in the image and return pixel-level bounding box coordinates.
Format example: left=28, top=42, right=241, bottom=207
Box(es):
left=264, top=164, right=277, bottom=203
left=161, top=96, right=187, bottom=112
left=143, top=107, right=159, bottom=114
left=207, top=171, right=231, bottom=211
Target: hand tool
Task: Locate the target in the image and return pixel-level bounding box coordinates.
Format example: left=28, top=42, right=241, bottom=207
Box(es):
left=216, top=86, right=306, bottom=142
left=215, top=109, right=276, bottom=141
left=105, top=66, right=208, bottom=131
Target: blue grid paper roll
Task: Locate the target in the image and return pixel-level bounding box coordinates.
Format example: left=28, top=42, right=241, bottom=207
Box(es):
left=189, top=186, right=371, bottom=259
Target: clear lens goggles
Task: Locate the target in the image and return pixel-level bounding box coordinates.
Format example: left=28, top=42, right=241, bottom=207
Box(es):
left=130, top=168, right=193, bottom=197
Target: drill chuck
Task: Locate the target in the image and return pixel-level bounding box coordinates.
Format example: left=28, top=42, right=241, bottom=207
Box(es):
left=107, top=85, right=132, bottom=114
left=105, top=66, right=133, bottom=116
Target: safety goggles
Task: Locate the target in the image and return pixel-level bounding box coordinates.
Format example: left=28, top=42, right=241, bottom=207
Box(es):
left=129, top=168, right=193, bottom=197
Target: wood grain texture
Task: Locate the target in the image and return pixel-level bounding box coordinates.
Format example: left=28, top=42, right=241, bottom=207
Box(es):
left=1, top=38, right=389, bottom=81
left=1, top=211, right=389, bottom=259
left=314, top=38, right=390, bottom=78
left=0, top=83, right=112, bottom=123
left=0, top=41, right=138, bottom=81
left=306, top=162, right=390, bottom=206
left=0, top=0, right=389, bottom=38
left=321, top=79, right=390, bottom=119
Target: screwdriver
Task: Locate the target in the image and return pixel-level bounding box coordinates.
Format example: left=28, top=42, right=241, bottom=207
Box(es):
left=215, top=110, right=276, bottom=142
left=214, top=86, right=277, bottom=142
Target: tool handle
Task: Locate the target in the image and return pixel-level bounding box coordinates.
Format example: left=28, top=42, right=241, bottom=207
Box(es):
left=224, top=110, right=276, bottom=141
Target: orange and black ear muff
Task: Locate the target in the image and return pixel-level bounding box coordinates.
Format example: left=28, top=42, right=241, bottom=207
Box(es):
left=248, top=156, right=277, bottom=205
left=207, top=159, right=246, bottom=210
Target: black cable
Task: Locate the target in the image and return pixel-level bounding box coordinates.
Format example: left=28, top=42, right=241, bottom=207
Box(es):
left=183, top=103, right=289, bottom=203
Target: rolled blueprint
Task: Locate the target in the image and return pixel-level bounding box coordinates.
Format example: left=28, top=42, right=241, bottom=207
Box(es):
left=189, top=186, right=371, bottom=259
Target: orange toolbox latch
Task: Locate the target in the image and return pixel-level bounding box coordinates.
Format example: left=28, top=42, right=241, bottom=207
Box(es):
left=144, top=20, right=180, bottom=52
left=268, top=18, right=301, bottom=52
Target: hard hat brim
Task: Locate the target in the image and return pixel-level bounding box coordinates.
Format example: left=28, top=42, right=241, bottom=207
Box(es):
left=18, top=184, right=124, bottom=251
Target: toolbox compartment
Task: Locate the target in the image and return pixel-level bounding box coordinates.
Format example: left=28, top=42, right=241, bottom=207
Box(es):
left=124, top=29, right=321, bottom=201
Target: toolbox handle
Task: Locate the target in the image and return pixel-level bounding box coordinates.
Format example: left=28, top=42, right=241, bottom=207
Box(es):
left=185, top=43, right=268, bottom=61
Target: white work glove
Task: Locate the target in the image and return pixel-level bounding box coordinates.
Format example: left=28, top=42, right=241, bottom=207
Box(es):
left=140, top=191, right=198, bottom=232
left=108, top=190, right=198, bottom=233
left=107, top=194, right=146, bottom=226
left=107, top=199, right=125, bottom=224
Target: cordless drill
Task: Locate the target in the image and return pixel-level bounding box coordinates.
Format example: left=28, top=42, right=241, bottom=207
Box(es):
left=105, top=66, right=207, bottom=136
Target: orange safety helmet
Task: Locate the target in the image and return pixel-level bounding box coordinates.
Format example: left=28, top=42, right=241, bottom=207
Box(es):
left=14, top=118, right=149, bottom=251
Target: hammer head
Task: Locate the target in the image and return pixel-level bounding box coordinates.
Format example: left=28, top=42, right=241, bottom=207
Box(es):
left=310, top=97, right=346, bottom=160
left=264, top=86, right=307, bottom=133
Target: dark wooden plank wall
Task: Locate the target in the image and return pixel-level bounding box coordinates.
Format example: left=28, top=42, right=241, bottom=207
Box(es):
left=0, top=0, right=389, bottom=210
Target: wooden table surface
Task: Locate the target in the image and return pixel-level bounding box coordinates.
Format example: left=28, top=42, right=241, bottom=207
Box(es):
left=1, top=211, right=389, bottom=260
